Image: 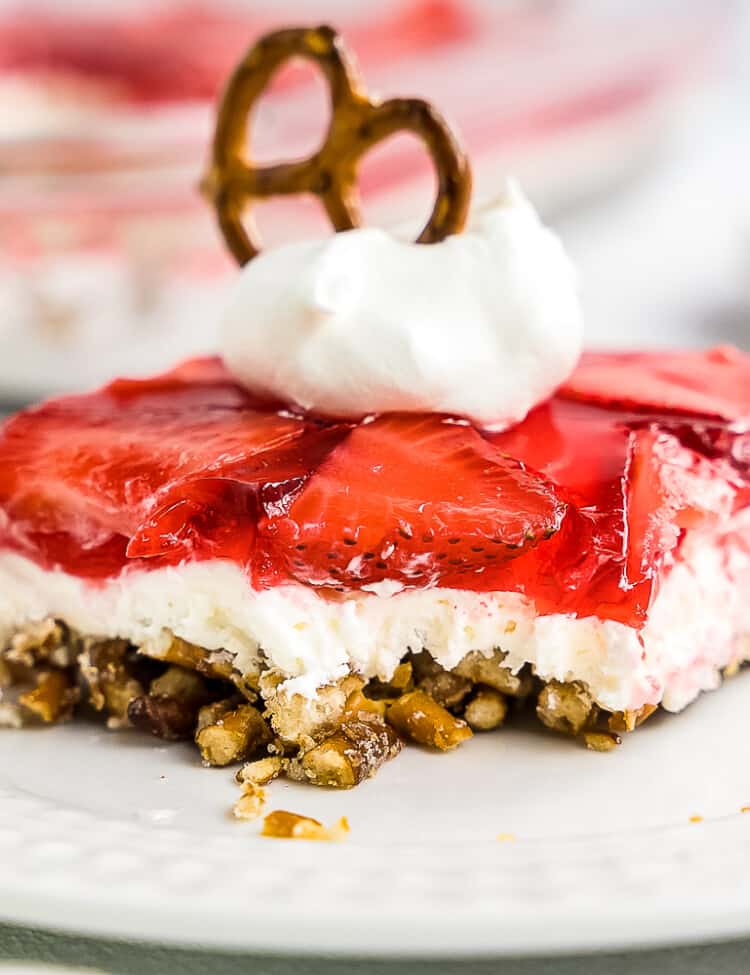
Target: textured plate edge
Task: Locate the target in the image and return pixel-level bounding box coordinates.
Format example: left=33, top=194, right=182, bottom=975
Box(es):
left=2, top=877, right=750, bottom=958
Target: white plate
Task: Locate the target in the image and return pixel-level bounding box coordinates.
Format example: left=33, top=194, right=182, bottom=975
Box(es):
left=1, top=671, right=750, bottom=958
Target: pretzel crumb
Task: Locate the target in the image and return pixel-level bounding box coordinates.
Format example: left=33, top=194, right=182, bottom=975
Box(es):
left=536, top=680, right=594, bottom=736
left=19, top=670, right=78, bottom=723
left=454, top=649, right=531, bottom=698
left=195, top=702, right=272, bottom=766
left=464, top=687, right=508, bottom=731
left=261, top=810, right=350, bottom=841
left=233, top=781, right=268, bottom=821
left=583, top=731, right=621, bottom=752
left=608, top=704, right=657, bottom=734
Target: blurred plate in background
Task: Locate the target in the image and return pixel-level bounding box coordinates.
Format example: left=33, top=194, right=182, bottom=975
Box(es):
left=0, top=0, right=730, bottom=401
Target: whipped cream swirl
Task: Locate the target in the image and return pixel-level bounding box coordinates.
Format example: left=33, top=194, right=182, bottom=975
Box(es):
left=220, top=181, right=583, bottom=430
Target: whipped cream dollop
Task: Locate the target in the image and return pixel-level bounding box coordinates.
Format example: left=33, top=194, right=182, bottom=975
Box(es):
left=220, top=181, right=583, bottom=429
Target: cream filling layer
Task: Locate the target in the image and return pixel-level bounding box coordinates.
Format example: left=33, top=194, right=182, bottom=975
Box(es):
left=1, top=516, right=749, bottom=714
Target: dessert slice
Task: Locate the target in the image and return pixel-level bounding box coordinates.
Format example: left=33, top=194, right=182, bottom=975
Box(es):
left=2, top=25, right=748, bottom=797
left=1, top=347, right=748, bottom=786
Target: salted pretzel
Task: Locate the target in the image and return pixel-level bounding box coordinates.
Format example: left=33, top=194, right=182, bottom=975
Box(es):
left=203, top=25, right=472, bottom=265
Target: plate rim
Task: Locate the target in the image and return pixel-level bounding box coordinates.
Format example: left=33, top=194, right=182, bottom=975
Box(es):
left=2, top=788, right=750, bottom=958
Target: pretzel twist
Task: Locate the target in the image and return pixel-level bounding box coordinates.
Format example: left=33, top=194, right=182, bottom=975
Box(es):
left=203, top=25, right=472, bottom=265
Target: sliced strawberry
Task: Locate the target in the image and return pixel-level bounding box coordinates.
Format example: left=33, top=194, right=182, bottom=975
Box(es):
left=485, top=399, right=632, bottom=505
left=105, top=355, right=237, bottom=400
left=126, top=426, right=346, bottom=566
left=258, top=414, right=567, bottom=589
left=486, top=399, right=750, bottom=623
left=0, top=358, right=347, bottom=575
left=561, top=346, right=750, bottom=422
left=485, top=400, right=636, bottom=618
left=0, top=391, right=303, bottom=539
left=625, top=427, right=741, bottom=584
left=126, top=479, right=258, bottom=567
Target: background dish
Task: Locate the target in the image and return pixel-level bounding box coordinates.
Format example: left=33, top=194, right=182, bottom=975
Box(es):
left=0, top=0, right=727, bottom=403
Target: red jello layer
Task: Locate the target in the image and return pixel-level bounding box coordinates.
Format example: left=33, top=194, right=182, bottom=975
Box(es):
left=1, top=349, right=748, bottom=629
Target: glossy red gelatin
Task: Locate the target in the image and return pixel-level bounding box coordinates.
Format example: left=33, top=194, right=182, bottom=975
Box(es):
left=1, top=349, right=748, bottom=629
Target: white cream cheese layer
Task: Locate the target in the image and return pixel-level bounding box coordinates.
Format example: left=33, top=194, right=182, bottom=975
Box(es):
left=2, top=517, right=749, bottom=714
left=220, top=182, right=583, bottom=431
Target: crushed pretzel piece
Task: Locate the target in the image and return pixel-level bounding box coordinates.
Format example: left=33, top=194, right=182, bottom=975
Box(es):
left=261, top=672, right=364, bottom=748
left=237, top=755, right=283, bottom=787
left=7, top=619, right=70, bottom=668
left=149, top=666, right=212, bottom=708
left=464, top=687, right=508, bottom=732
left=453, top=650, right=531, bottom=698
left=386, top=689, right=472, bottom=751
left=103, top=680, right=146, bottom=728
left=344, top=688, right=387, bottom=719
left=291, top=716, right=402, bottom=789
left=0, top=704, right=23, bottom=729
left=196, top=698, right=241, bottom=733
left=608, top=704, right=658, bottom=734
left=363, top=662, right=415, bottom=702
left=77, top=638, right=144, bottom=722
left=536, top=680, right=594, bottom=736
left=19, top=669, right=78, bottom=723
left=149, top=635, right=237, bottom=683
left=583, top=731, right=621, bottom=752
left=195, top=702, right=271, bottom=766
left=0, top=659, right=13, bottom=690
left=411, top=652, right=471, bottom=708
left=204, top=25, right=471, bottom=266
left=125, top=666, right=218, bottom=739
left=233, top=781, right=268, bottom=821
left=389, top=662, right=413, bottom=691
left=127, top=694, right=198, bottom=741
left=261, top=810, right=350, bottom=841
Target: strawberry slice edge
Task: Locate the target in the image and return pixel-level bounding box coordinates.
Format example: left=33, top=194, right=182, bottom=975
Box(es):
left=561, top=346, right=750, bottom=423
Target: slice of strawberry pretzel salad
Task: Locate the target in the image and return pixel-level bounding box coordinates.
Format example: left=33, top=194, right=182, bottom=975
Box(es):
left=1, top=25, right=749, bottom=809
